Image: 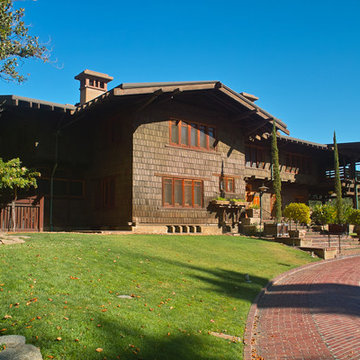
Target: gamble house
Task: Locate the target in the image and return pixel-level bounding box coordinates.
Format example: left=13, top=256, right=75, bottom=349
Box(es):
left=0, top=70, right=359, bottom=233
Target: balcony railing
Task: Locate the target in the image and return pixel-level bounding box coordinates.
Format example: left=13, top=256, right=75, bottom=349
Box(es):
left=324, top=166, right=360, bottom=182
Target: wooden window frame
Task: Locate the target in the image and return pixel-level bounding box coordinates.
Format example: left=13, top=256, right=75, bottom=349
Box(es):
left=169, top=120, right=216, bottom=151
left=162, top=177, right=203, bottom=208
left=220, top=176, right=235, bottom=193
left=225, top=177, right=235, bottom=193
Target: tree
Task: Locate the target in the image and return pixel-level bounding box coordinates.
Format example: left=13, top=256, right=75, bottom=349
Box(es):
left=271, top=121, right=282, bottom=222
left=333, top=131, right=343, bottom=224
left=0, top=0, right=48, bottom=83
left=283, top=203, right=310, bottom=228
left=0, top=158, right=40, bottom=231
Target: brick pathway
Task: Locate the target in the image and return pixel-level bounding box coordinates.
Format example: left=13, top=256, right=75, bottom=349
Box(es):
left=244, top=256, right=360, bottom=360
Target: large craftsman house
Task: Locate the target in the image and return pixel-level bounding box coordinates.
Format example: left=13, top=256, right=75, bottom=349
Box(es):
left=0, top=70, right=359, bottom=233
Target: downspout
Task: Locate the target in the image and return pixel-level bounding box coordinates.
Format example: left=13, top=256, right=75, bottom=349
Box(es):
left=49, top=130, right=59, bottom=231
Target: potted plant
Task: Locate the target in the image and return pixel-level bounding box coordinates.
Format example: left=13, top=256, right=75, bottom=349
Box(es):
left=348, top=209, right=360, bottom=238
left=211, top=197, right=230, bottom=206
left=230, top=198, right=247, bottom=207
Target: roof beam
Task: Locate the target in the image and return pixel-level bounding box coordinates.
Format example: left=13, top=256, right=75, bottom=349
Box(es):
left=217, top=86, right=256, bottom=111
left=230, top=109, right=258, bottom=122
left=135, top=89, right=163, bottom=113
left=204, top=92, right=241, bottom=114
left=113, top=83, right=218, bottom=96
left=245, top=118, right=271, bottom=137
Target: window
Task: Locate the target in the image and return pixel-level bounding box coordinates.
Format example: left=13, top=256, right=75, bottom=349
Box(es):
left=96, top=177, right=116, bottom=209
left=220, top=176, right=235, bottom=193
left=225, top=177, right=235, bottom=192
left=245, top=145, right=266, bottom=169
left=163, top=177, right=203, bottom=208
left=169, top=120, right=216, bottom=151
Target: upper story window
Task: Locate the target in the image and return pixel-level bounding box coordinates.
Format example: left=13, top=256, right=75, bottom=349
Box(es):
left=245, top=145, right=266, bottom=169
left=169, top=120, right=216, bottom=151
left=163, top=177, right=203, bottom=208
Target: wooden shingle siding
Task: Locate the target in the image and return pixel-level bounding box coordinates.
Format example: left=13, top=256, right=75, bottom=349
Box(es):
left=132, top=108, right=246, bottom=226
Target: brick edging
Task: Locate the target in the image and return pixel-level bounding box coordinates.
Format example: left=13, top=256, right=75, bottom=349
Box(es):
left=242, top=255, right=360, bottom=360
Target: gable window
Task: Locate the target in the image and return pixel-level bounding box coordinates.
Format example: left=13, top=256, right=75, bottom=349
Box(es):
left=163, top=177, right=203, bottom=208
left=169, top=120, right=216, bottom=151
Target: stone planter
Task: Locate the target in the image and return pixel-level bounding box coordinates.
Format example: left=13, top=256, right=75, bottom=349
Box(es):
left=211, top=200, right=230, bottom=206
left=264, top=223, right=289, bottom=237
left=246, top=208, right=260, bottom=218
left=230, top=201, right=248, bottom=207
left=328, top=224, right=348, bottom=235
left=289, top=229, right=306, bottom=239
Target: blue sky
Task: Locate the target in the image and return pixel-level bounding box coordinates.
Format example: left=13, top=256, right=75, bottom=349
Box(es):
left=1, top=0, right=360, bottom=144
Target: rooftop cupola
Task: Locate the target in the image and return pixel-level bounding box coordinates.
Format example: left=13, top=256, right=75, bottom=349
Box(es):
left=75, top=69, right=113, bottom=104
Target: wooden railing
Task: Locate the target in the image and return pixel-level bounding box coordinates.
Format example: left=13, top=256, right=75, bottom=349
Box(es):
left=0, top=197, right=44, bottom=232
left=324, top=167, right=360, bottom=181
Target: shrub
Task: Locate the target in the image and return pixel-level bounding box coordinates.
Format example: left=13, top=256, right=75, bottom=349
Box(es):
left=283, top=203, right=311, bottom=225
left=311, top=204, right=336, bottom=225
left=311, top=202, right=353, bottom=225
left=348, top=209, right=360, bottom=225
left=230, top=198, right=245, bottom=202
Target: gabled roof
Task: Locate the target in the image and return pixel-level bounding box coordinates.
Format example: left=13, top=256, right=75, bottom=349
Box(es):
left=1, top=81, right=289, bottom=136
left=278, top=134, right=330, bottom=150
left=72, top=80, right=289, bottom=135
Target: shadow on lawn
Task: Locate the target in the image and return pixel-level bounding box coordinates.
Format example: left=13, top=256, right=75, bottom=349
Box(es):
left=131, top=253, right=269, bottom=302
left=34, top=319, right=224, bottom=360
left=95, top=318, right=223, bottom=360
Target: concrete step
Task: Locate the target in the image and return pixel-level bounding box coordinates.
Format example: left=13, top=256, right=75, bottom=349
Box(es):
left=273, top=235, right=360, bottom=259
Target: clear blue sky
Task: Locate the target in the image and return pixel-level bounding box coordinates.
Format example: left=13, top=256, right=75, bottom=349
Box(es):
left=1, top=0, right=360, bottom=144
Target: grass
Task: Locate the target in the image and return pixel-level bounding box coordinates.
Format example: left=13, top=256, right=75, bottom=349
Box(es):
left=0, top=233, right=318, bottom=359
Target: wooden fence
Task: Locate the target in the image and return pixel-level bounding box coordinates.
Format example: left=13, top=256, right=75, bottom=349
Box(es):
left=0, top=197, right=44, bottom=232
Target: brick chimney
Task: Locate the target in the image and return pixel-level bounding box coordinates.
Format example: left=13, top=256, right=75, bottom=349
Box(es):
left=75, top=69, right=113, bottom=104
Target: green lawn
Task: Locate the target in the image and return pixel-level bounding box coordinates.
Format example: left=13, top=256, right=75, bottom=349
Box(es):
left=0, top=233, right=317, bottom=359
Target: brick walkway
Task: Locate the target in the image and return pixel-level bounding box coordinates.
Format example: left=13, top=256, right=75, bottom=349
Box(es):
left=244, top=256, right=360, bottom=360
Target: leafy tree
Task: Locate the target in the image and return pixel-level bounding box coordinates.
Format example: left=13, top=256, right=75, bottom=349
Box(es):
left=271, top=121, right=282, bottom=222
left=0, top=0, right=48, bottom=82
left=333, top=131, right=343, bottom=223
left=0, top=158, right=40, bottom=231
left=283, top=203, right=311, bottom=227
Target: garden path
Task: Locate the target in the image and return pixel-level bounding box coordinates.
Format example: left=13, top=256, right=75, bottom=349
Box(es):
left=244, top=255, right=360, bottom=360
